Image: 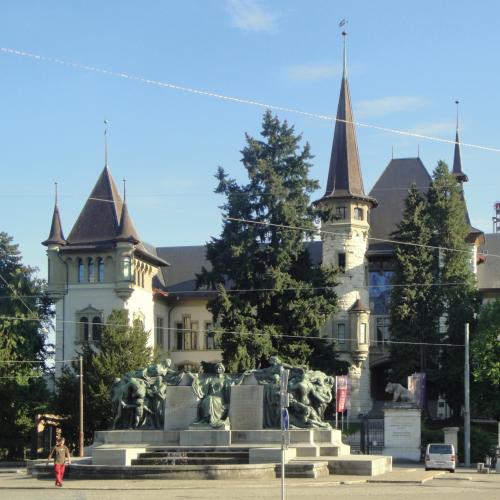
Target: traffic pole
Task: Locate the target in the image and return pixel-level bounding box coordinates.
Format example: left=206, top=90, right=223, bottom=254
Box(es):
left=464, top=323, right=470, bottom=467
left=79, top=355, right=84, bottom=457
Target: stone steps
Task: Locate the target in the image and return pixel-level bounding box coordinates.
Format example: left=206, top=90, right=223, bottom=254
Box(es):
left=132, top=456, right=248, bottom=465
left=140, top=451, right=249, bottom=459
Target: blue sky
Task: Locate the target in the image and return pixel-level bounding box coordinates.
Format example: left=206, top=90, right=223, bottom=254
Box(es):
left=2, top=0, right=500, bottom=277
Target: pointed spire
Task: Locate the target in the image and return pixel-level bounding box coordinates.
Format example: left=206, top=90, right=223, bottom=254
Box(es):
left=42, top=182, right=66, bottom=246
left=453, top=100, right=468, bottom=183
left=116, top=178, right=140, bottom=244
left=104, top=119, right=109, bottom=168
left=342, top=29, right=347, bottom=78
left=318, top=31, right=377, bottom=207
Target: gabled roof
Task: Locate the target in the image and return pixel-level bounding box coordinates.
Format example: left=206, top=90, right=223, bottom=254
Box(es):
left=42, top=204, right=66, bottom=246
left=368, top=157, right=432, bottom=254
left=66, top=166, right=123, bottom=245
left=316, top=73, right=376, bottom=207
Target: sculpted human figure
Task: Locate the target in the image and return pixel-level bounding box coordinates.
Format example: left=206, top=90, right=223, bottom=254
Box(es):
left=191, top=363, right=247, bottom=429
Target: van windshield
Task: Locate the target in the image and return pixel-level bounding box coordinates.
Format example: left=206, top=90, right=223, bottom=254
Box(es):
left=429, top=444, right=453, bottom=454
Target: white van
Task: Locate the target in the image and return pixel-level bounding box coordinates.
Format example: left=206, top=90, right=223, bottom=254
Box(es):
left=425, top=443, right=456, bottom=472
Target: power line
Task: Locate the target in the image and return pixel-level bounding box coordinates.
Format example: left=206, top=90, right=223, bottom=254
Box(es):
left=2, top=46, right=500, bottom=154
left=226, top=216, right=492, bottom=259
left=0, top=315, right=464, bottom=347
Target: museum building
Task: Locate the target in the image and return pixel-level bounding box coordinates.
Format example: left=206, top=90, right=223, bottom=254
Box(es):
left=42, top=43, right=489, bottom=418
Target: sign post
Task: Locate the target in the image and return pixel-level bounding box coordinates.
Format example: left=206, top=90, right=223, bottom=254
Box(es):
left=280, top=367, right=289, bottom=500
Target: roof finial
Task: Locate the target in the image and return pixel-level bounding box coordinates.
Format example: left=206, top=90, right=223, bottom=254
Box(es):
left=104, top=119, right=109, bottom=168
left=123, top=178, right=126, bottom=203
left=455, top=100, right=459, bottom=132
left=391, top=146, right=394, bottom=159
left=417, top=144, right=420, bottom=158
left=339, top=19, right=348, bottom=78
left=54, top=181, right=58, bottom=206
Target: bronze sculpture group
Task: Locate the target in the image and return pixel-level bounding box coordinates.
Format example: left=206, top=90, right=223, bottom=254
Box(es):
left=110, top=357, right=335, bottom=430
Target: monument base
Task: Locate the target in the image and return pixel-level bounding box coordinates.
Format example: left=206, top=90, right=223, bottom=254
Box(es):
left=180, top=430, right=231, bottom=446
left=383, top=406, right=421, bottom=462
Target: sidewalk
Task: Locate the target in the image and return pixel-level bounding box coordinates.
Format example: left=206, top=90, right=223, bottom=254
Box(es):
left=0, top=466, right=484, bottom=490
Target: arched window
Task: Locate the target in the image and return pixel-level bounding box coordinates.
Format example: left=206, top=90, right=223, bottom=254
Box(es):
left=88, top=258, right=94, bottom=282
left=123, top=256, right=131, bottom=280
left=78, top=259, right=84, bottom=283
left=92, top=316, right=102, bottom=342
left=97, top=258, right=104, bottom=282
left=80, top=316, right=89, bottom=342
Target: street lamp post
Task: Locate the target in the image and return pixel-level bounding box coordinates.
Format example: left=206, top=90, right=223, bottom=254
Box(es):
left=464, top=324, right=470, bottom=468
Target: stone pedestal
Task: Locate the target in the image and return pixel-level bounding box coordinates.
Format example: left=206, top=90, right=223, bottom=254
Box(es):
left=229, top=385, right=263, bottom=430
left=164, top=386, right=199, bottom=430
left=443, top=426, right=459, bottom=453
left=179, top=430, right=231, bottom=446
left=383, top=406, right=421, bottom=462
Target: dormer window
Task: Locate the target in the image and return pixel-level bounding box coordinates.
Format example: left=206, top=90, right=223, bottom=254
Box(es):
left=97, top=257, right=104, bottom=282
left=88, top=258, right=94, bottom=282
left=78, top=258, right=84, bottom=282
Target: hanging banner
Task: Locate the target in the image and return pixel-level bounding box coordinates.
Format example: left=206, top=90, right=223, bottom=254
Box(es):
left=407, top=372, right=426, bottom=409
left=336, top=375, right=349, bottom=413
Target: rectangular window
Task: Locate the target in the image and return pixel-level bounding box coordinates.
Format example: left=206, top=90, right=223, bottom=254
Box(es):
left=338, top=253, right=346, bottom=271
left=190, top=321, right=199, bottom=351
left=176, top=322, right=184, bottom=350
left=354, top=207, right=364, bottom=220
left=156, top=317, right=164, bottom=348
left=376, top=317, right=390, bottom=344
left=337, top=324, right=345, bottom=344
left=182, top=316, right=191, bottom=350
left=360, top=323, right=368, bottom=344
left=335, top=207, right=347, bottom=220
left=205, top=322, right=215, bottom=349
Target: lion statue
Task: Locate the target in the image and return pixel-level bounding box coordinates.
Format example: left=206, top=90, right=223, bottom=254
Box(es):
left=385, top=382, right=414, bottom=403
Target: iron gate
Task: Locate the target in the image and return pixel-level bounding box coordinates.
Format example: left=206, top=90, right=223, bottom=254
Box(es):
left=360, top=417, right=384, bottom=454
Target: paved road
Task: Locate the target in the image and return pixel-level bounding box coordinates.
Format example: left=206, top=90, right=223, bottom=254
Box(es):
left=0, top=468, right=498, bottom=499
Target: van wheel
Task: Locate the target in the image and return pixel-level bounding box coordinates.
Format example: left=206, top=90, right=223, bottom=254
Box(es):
left=425, top=468, right=430, bottom=471
left=450, top=469, right=455, bottom=473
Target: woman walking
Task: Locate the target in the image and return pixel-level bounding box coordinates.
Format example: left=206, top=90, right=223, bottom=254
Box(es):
left=48, top=438, right=71, bottom=487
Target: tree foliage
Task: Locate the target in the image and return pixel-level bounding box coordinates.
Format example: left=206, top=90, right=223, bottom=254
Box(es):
left=390, top=184, right=440, bottom=383
left=54, top=310, right=151, bottom=447
left=472, top=300, right=500, bottom=386
left=197, top=111, right=340, bottom=372
left=389, top=162, right=479, bottom=416
left=0, top=232, right=52, bottom=458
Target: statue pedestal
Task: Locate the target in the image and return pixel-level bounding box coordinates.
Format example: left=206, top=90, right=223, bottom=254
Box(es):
left=229, top=385, right=263, bottom=430
left=180, top=430, right=231, bottom=446
left=164, top=386, right=199, bottom=430
left=383, top=405, right=421, bottom=462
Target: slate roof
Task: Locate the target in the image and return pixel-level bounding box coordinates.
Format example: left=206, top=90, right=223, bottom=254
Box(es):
left=316, top=74, right=377, bottom=207
left=66, top=166, right=123, bottom=245
left=452, top=129, right=468, bottom=183
left=368, top=157, right=432, bottom=254
left=61, top=166, right=168, bottom=267
left=42, top=204, right=66, bottom=246
left=156, top=241, right=323, bottom=296
left=477, top=233, right=500, bottom=290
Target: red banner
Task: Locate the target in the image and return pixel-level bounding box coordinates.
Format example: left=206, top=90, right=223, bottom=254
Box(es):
left=336, top=375, right=349, bottom=413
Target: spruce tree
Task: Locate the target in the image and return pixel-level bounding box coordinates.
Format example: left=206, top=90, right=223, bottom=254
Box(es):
left=54, top=309, right=151, bottom=446
left=197, top=111, right=339, bottom=372
left=427, top=161, right=479, bottom=418
left=0, top=232, right=52, bottom=459
left=389, top=185, right=439, bottom=382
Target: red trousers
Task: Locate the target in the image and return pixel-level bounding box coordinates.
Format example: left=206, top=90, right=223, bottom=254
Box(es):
left=54, top=463, right=65, bottom=485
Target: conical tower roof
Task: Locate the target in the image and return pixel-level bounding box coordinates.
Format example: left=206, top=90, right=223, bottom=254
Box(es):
left=66, top=166, right=123, bottom=245
left=116, top=201, right=140, bottom=244
left=317, top=36, right=376, bottom=208
left=453, top=129, right=468, bottom=183
left=42, top=204, right=66, bottom=246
